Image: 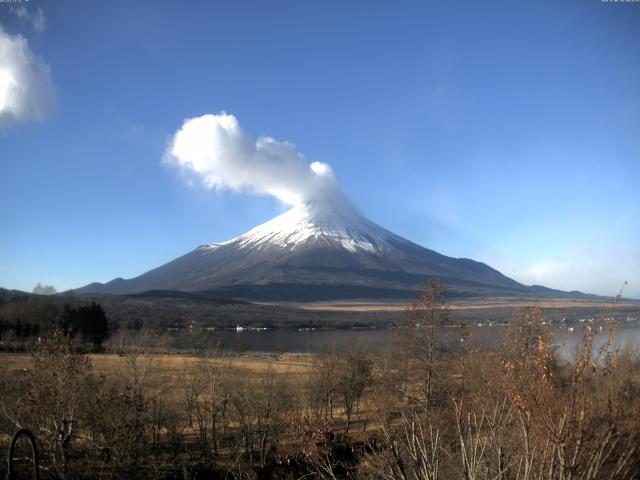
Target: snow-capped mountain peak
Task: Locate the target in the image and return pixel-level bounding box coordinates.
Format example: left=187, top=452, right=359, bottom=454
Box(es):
left=204, top=198, right=399, bottom=253
left=76, top=198, right=535, bottom=300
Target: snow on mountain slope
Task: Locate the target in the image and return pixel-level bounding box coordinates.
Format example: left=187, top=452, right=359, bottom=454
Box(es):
left=207, top=198, right=407, bottom=254
left=75, top=198, right=534, bottom=299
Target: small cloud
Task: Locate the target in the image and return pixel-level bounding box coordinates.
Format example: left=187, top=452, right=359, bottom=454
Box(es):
left=102, top=104, right=146, bottom=140
left=507, top=259, right=573, bottom=286
left=527, top=260, right=571, bottom=279
left=127, top=124, right=144, bottom=138
left=12, top=6, right=46, bottom=33
left=0, top=25, right=55, bottom=125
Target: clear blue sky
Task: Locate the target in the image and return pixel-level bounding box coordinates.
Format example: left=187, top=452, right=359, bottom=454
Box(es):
left=1, top=0, right=639, bottom=297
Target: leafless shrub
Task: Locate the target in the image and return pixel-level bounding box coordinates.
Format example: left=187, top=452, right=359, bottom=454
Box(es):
left=226, top=366, right=295, bottom=468
left=360, top=408, right=442, bottom=480
left=17, top=329, right=92, bottom=476
left=304, top=351, right=339, bottom=422
left=336, top=349, right=374, bottom=433
left=398, top=281, right=452, bottom=411
left=183, top=352, right=231, bottom=454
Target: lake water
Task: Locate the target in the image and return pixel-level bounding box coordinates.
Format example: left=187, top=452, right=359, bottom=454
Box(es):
left=170, top=321, right=640, bottom=357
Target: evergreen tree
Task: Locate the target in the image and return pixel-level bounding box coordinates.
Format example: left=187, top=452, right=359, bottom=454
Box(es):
left=58, top=302, right=109, bottom=350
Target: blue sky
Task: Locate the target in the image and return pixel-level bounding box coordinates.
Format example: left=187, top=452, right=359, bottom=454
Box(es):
left=1, top=0, right=639, bottom=298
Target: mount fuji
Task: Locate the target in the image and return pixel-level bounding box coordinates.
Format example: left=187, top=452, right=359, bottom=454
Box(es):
left=76, top=197, right=572, bottom=301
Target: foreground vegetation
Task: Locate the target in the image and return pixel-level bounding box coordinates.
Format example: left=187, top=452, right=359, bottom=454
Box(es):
left=1, top=283, right=639, bottom=479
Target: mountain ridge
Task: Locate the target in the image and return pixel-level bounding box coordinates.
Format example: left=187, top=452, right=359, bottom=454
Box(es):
left=75, top=200, right=586, bottom=301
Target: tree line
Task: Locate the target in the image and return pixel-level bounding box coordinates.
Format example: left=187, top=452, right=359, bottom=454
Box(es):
left=0, top=295, right=110, bottom=351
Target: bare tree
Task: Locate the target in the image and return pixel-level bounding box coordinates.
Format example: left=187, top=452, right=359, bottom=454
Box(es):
left=184, top=350, right=231, bottom=454
left=32, top=282, right=57, bottom=295
left=305, top=351, right=339, bottom=422
left=336, top=349, right=373, bottom=432
left=399, top=281, right=450, bottom=410
left=21, top=329, right=92, bottom=475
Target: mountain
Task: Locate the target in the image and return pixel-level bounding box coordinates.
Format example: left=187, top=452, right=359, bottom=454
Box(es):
left=75, top=198, right=577, bottom=301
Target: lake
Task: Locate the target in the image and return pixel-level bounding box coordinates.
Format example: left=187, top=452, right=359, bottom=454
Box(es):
left=169, top=320, right=640, bottom=357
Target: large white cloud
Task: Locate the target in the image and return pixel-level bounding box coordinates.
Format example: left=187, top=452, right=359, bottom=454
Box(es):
left=165, top=113, right=342, bottom=206
left=0, top=25, right=54, bottom=125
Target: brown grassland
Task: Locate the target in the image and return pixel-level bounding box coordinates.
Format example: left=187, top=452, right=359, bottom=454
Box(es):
left=295, top=297, right=640, bottom=312
left=2, top=284, right=640, bottom=479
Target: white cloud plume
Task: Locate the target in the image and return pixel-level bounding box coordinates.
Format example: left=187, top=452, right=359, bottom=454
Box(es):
left=165, top=113, right=342, bottom=206
left=0, top=26, right=54, bottom=125
left=12, top=6, right=46, bottom=33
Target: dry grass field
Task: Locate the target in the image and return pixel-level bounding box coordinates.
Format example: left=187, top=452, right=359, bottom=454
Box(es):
left=1, top=351, right=314, bottom=382
left=294, top=296, right=640, bottom=312
left=1, top=352, right=316, bottom=425
left=2, top=287, right=640, bottom=479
